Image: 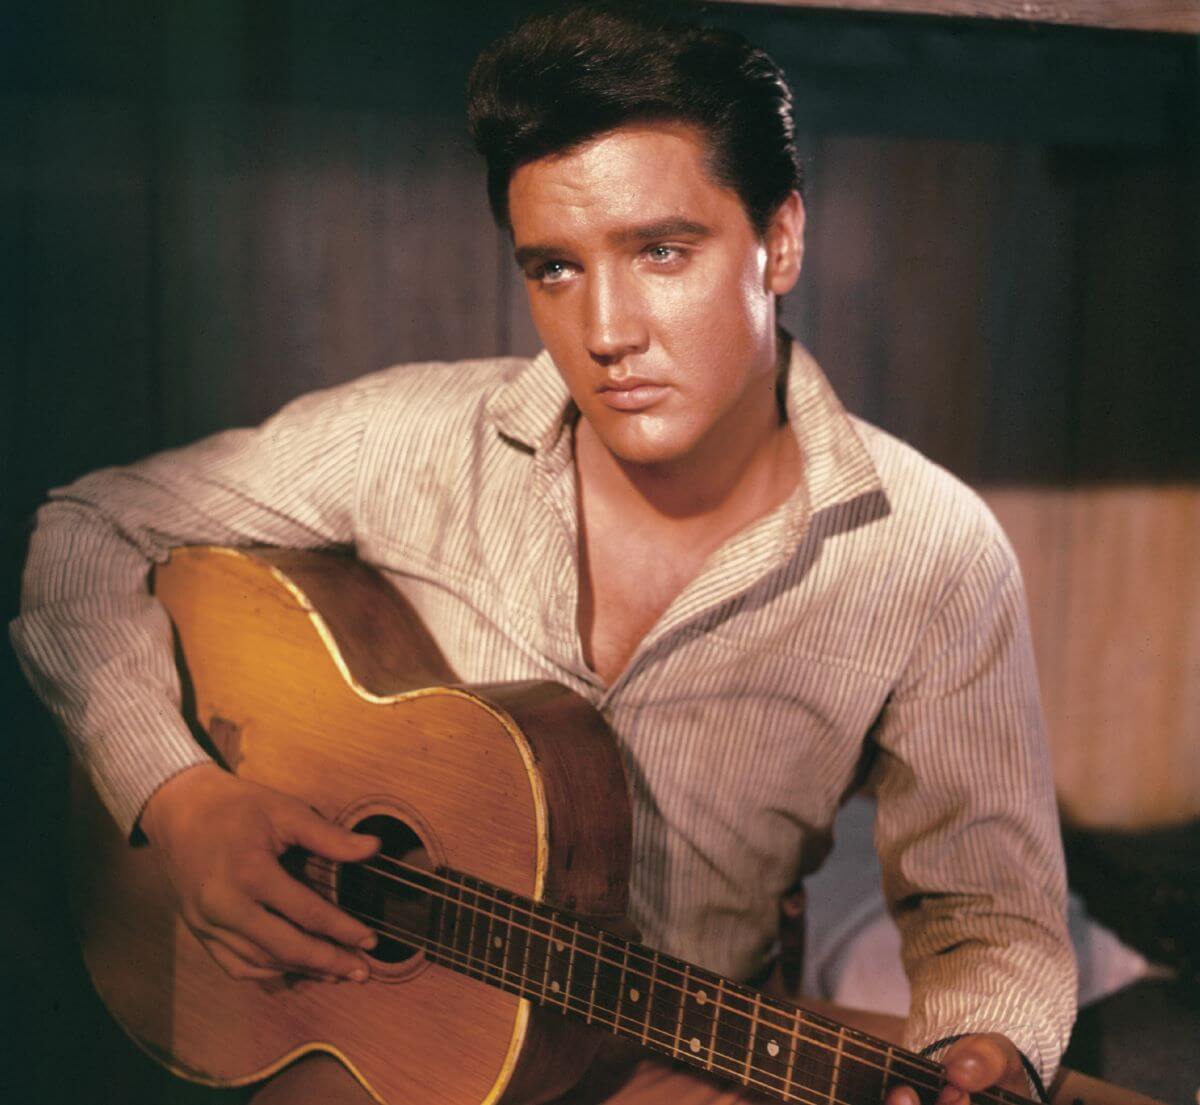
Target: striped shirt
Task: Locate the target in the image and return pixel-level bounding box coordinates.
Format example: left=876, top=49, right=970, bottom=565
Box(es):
left=11, top=341, right=1075, bottom=1082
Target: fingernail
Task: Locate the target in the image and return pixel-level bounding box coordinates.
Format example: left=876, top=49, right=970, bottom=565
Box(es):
left=360, top=934, right=377, bottom=950
left=350, top=966, right=368, bottom=982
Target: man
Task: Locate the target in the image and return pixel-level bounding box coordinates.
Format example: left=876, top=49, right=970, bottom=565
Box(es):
left=11, top=3, right=1074, bottom=1104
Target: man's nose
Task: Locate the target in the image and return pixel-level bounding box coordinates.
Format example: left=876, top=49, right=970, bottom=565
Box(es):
left=584, top=269, right=649, bottom=363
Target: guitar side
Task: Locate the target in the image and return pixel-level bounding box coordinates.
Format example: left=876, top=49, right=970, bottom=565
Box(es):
left=71, top=545, right=632, bottom=1105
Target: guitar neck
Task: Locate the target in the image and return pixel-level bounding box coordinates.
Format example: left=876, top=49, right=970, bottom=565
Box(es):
left=415, top=867, right=1034, bottom=1105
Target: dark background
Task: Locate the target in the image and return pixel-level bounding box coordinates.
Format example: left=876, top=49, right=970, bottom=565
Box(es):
left=2, top=2, right=1198, bottom=1102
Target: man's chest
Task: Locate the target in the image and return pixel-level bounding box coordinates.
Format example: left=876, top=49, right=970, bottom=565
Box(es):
left=578, top=523, right=714, bottom=686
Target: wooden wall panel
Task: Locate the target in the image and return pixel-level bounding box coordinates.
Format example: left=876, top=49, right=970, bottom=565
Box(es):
left=796, top=137, right=1079, bottom=485
left=987, top=488, right=1200, bottom=829
left=2, top=93, right=160, bottom=499
left=155, top=103, right=507, bottom=444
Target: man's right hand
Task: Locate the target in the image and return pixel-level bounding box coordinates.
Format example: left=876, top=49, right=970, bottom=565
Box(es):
left=139, top=763, right=380, bottom=982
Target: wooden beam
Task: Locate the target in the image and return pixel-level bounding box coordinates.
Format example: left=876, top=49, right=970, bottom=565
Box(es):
left=711, top=0, right=1200, bottom=35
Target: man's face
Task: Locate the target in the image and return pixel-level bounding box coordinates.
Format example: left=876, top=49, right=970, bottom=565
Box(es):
left=508, top=123, right=803, bottom=469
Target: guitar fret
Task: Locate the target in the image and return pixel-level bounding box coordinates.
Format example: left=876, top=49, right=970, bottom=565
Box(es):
left=517, top=894, right=534, bottom=997
left=465, top=880, right=483, bottom=980
left=473, top=880, right=492, bottom=982
left=743, top=992, right=761, bottom=1085
left=563, top=924, right=579, bottom=1014
left=483, top=886, right=498, bottom=977
left=613, top=939, right=630, bottom=1035
left=672, top=963, right=691, bottom=1059
left=447, top=877, right=466, bottom=970
left=882, top=1045, right=894, bottom=1102
left=496, top=891, right=513, bottom=989
left=586, top=931, right=603, bottom=1023
left=828, top=1031, right=844, bottom=1105
left=550, top=924, right=571, bottom=1012
left=705, top=976, right=725, bottom=1071
left=842, top=1033, right=891, bottom=1105
left=538, top=912, right=554, bottom=1002
left=641, top=949, right=659, bottom=1046
left=784, top=1005, right=800, bottom=1102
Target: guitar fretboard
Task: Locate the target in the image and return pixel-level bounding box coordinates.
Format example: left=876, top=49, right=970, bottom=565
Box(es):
left=417, top=869, right=1034, bottom=1105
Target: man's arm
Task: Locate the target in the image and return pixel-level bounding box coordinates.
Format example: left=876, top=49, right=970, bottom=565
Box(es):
left=869, top=531, right=1076, bottom=1096
left=10, top=373, right=394, bottom=979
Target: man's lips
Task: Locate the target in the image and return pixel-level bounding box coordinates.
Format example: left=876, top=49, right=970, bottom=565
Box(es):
left=597, top=376, right=668, bottom=412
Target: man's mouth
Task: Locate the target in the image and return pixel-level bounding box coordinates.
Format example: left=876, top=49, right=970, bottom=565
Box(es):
left=597, top=376, right=668, bottom=412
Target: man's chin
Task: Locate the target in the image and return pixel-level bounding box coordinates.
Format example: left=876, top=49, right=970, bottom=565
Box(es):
left=596, top=435, right=696, bottom=471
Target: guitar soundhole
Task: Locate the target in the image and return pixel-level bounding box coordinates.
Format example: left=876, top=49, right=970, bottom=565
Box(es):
left=337, top=814, right=432, bottom=965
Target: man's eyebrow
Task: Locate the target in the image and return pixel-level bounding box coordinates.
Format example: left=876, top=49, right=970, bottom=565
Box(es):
left=609, top=218, right=712, bottom=245
left=513, top=243, right=561, bottom=268
left=513, top=218, right=713, bottom=268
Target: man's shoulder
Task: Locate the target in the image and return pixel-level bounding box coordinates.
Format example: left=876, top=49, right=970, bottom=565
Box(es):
left=847, top=414, right=1014, bottom=573
left=271, top=355, right=529, bottom=436
left=314, top=354, right=531, bottom=455
left=356, top=355, right=530, bottom=411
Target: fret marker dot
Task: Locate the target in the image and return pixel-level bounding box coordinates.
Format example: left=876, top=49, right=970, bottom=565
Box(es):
left=550, top=980, right=560, bottom=993
left=493, top=936, right=503, bottom=949
left=555, top=941, right=565, bottom=953
left=629, top=988, right=640, bottom=1002
left=767, top=1041, right=780, bottom=1058
left=695, top=990, right=708, bottom=1005
left=689, top=1037, right=702, bottom=1053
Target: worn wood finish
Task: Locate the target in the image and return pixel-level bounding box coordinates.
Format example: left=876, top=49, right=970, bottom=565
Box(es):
left=713, top=0, right=1200, bottom=34
left=74, top=545, right=630, bottom=1105
left=75, top=547, right=1172, bottom=1105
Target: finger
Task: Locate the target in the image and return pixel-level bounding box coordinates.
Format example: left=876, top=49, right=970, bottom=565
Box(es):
left=191, top=854, right=373, bottom=977
left=206, top=921, right=290, bottom=972
left=203, top=936, right=284, bottom=982
left=183, top=892, right=290, bottom=976
left=243, top=903, right=372, bottom=981
left=884, top=1085, right=920, bottom=1105
left=279, top=805, right=380, bottom=863
left=258, top=866, right=378, bottom=951
left=941, top=1036, right=1011, bottom=1094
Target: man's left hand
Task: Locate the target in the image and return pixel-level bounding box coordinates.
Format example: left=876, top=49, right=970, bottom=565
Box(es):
left=886, top=1034, right=1032, bottom=1105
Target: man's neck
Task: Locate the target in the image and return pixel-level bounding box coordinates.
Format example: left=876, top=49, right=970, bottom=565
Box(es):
left=574, top=374, right=799, bottom=537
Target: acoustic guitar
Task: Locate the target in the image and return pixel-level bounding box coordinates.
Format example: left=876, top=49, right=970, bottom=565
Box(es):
left=68, top=546, right=1120, bottom=1105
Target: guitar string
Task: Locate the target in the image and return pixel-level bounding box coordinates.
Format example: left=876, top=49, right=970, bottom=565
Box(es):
left=335, top=900, right=933, bottom=1105
left=315, top=855, right=900, bottom=1094
left=333, top=898, right=1028, bottom=1105
left=315, top=854, right=1026, bottom=1105
left=313, top=854, right=972, bottom=1093
left=309, top=855, right=1030, bottom=1105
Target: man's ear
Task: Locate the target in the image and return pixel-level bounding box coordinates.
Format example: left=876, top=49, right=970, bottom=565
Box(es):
left=765, top=191, right=805, bottom=296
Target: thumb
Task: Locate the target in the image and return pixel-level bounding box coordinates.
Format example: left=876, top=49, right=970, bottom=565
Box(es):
left=942, top=1035, right=1012, bottom=1094
left=280, top=804, right=381, bottom=861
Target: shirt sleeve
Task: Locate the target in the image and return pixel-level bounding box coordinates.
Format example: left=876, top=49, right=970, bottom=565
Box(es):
left=9, top=373, right=388, bottom=837
left=869, top=532, right=1077, bottom=1086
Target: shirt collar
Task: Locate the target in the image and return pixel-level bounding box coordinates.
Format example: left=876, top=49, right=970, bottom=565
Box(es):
left=483, top=336, right=882, bottom=520
left=483, top=348, right=575, bottom=453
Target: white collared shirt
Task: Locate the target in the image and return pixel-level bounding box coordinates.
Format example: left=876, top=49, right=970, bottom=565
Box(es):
left=12, top=341, right=1075, bottom=1081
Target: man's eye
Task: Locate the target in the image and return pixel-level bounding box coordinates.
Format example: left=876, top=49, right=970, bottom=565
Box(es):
left=643, top=244, right=686, bottom=266
left=534, top=261, right=573, bottom=284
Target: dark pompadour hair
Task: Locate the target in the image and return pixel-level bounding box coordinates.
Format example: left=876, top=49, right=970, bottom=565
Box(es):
left=466, top=1, right=803, bottom=236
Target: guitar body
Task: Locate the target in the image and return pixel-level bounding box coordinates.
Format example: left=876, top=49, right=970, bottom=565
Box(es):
left=71, top=546, right=632, bottom=1105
